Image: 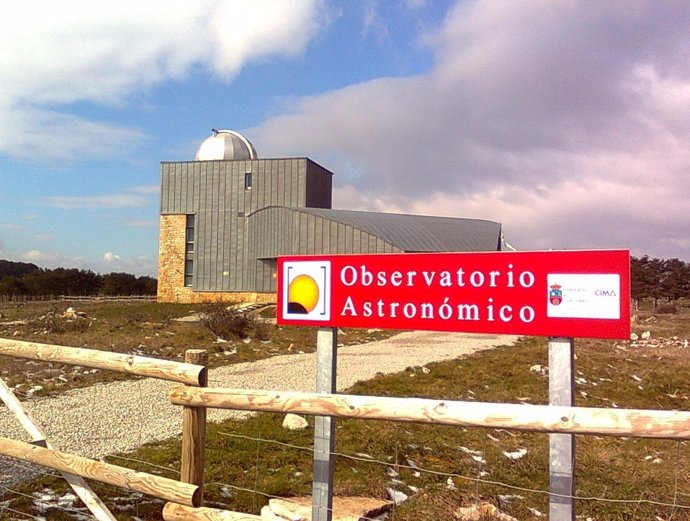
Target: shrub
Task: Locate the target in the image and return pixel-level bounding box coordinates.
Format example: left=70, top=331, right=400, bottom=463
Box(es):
left=254, top=321, right=272, bottom=342
left=200, top=303, right=255, bottom=340
left=655, top=303, right=678, bottom=314
left=40, top=307, right=90, bottom=334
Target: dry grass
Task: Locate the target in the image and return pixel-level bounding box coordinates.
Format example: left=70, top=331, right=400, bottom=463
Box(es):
left=2, top=307, right=690, bottom=519
left=0, top=300, right=394, bottom=398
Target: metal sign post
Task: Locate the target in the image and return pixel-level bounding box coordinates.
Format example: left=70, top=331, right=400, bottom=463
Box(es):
left=276, top=250, right=629, bottom=521
left=312, top=327, right=338, bottom=521
left=549, top=337, right=576, bottom=520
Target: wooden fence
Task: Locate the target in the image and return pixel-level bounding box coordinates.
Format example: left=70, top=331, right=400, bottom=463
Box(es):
left=161, top=385, right=690, bottom=520
left=3, top=338, right=690, bottom=519
left=0, top=339, right=207, bottom=520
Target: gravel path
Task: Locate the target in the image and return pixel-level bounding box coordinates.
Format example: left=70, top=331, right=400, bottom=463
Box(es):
left=0, top=330, right=515, bottom=488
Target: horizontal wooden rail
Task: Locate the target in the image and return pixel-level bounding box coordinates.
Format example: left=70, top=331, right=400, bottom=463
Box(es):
left=170, top=387, right=690, bottom=439
left=0, top=339, right=206, bottom=386
left=163, top=503, right=262, bottom=520
left=0, top=437, right=200, bottom=507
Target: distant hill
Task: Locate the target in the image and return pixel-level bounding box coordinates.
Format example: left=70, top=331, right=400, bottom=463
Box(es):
left=0, top=259, right=156, bottom=296
left=0, top=259, right=40, bottom=279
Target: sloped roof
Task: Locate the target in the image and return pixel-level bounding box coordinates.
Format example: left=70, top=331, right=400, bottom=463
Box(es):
left=292, top=207, right=502, bottom=252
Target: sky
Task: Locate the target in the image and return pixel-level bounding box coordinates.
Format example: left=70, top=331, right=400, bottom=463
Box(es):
left=1, top=0, right=689, bottom=277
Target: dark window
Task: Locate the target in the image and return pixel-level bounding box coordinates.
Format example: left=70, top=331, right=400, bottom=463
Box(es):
left=244, top=172, right=252, bottom=190
left=184, top=215, right=195, bottom=287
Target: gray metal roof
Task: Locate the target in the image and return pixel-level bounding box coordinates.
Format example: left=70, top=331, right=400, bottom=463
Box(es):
left=290, top=207, right=502, bottom=252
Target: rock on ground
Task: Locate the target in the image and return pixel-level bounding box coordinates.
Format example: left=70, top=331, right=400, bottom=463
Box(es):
left=264, top=496, right=393, bottom=521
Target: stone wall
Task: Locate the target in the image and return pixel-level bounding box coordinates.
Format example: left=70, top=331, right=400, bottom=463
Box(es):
left=164, top=289, right=276, bottom=304
left=157, top=214, right=276, bottom=304
left=157, top=214, right=186, bottom=303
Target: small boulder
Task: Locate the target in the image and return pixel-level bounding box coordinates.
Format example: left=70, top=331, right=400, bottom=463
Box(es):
left=454, top=502, right=517, bottom=521
left=260, top=505, right=287, bottom=520
left=265, top=497, right=393, bottom=521
left=386, top=488, right=408, bottom=505
left=63, top=307, right=86, bottom=319
left=282, top=414, right=308, bottom=431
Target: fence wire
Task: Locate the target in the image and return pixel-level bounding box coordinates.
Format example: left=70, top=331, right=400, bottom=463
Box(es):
left=0, top=362, right=159, bottom=520
left=4, top=331, right=690, bottom=520
left=213, top=429, right=690, bottom=514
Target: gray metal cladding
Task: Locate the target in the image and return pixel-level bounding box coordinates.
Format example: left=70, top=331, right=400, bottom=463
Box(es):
left=160, top=158, right=334, bottom=291
left=287, top=208, right=502, bottom=253
left=248, top=206, right=400, bottom=259
left=248, top=206, right=401, bottom=292
left=161, top=155, right=502, bottom=294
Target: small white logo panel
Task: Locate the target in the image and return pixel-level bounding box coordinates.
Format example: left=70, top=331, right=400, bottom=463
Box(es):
left=282, top=260, right=331, bottom=321
left=547, top=274, right=620, bottom=319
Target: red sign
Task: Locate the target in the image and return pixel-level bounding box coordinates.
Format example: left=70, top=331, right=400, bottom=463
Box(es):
left=277, top=250, right=631, bottom=339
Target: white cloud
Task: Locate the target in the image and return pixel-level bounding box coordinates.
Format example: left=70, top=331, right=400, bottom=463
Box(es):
left=210, top=0, right=326, bottom=75
left=126, top=220, right=158, bottom=228
left=97, top=253, right=157, bottom=276
left=129, top=185, right=161, bottom=194
left=361, top=3, right=389, bottom=42
left=103, top=252, right=121, bottom=262
left=0, top=223, right=23, bottom=231
left=0, top=0, right=328, bottom=162
left=42, top=186, right=159, bottom=209
left=42, top=194, right=150, bottom=209
left=21, top=249, right=83, bottom=266
left=2, top=248, right=156, bottom=276
left=251, top=1, right=690, bottom=260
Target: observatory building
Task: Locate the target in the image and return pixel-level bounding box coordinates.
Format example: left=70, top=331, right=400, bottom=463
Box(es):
left=157, top=130, right=504, bottom=303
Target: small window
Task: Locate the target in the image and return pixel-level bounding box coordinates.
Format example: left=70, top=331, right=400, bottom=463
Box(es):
left=244, top=172, right=252, bottom=190
left=184, top=215, right=195, bottom=287
left=184, top=260, right=194, bottom=287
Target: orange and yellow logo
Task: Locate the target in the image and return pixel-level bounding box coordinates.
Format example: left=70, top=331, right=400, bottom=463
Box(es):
left=281, top=260, right=331, bottom=321
left=288, top=274, right=320, bottom=314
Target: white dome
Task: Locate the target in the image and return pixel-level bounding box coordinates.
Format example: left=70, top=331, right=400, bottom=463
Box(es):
left=195, top=129, right=258, bottom=161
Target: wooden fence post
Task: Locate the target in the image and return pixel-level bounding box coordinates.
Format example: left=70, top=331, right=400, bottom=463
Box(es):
left=181, top=349, right=208, bottom=505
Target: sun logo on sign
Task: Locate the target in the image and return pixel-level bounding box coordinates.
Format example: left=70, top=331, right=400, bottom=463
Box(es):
left=281, top=260, right=331, bottom=321
left=288, top=274, right=320, bottom=314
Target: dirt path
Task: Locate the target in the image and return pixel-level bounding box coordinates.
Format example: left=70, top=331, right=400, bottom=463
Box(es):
left=0, top=330, right=516, bottom=487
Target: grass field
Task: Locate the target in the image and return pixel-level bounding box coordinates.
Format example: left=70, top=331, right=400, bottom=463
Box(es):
left=1, top=302, right=690, bottom=520
left=0, top=301, right=394, bottom=397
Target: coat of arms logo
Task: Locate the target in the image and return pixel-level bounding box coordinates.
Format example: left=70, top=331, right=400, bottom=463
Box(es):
left=549, top=283, right=563, bottom=306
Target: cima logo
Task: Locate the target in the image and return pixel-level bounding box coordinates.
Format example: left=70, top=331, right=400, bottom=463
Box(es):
left=549, top=283, right=563, bottom=306
left=281, top=260, right=331, bottom=321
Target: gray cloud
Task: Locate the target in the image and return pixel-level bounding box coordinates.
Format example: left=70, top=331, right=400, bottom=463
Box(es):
left=251, top=1, right=690, bottom=260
